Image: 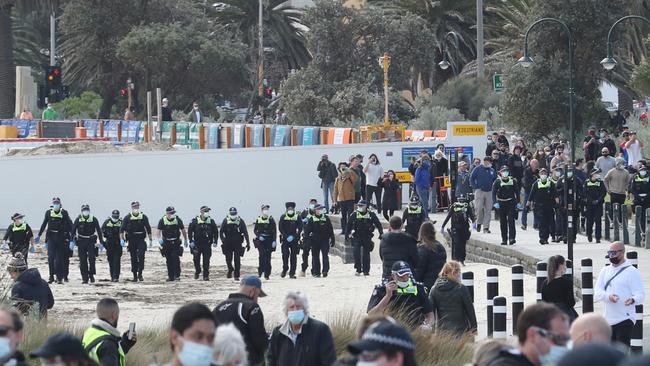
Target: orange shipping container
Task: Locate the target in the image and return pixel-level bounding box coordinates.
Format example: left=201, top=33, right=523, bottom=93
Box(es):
left=0, top=126, right=18, bottom=138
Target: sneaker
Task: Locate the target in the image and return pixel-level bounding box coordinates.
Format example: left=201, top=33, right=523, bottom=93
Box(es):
left=500, top=242, right=507, bottom=246
left=363, top=273, right=370, bottom=276
left=226, top=270, right=233, bottom=279
left=48, top=276, right=54, bottom=284
left=82, top=280, right=88, bottom=284
left=166, top=278, right=173, bottom=282
left=476, top=224, right=482, bottom=232
left=290, top=275, right=297, bottom=279
left=355, top=272, right=362, bottom=277
left=312, top=274, right=321, bottom=278
left=483, top=229, right=491, bottom=234
left=133, top=275, right=138, bottom=282
left=587, top=235, right=593, bottom=243
left=57, top=279, right=63, bottom=284
left=203, top=277, right=209, bottom=281
left=234, top=277, right=240, bottom=281
left=596, top=238, right=601, bottom=243
left=264, top=276, right=270, bottom=280
left=64, top=277, right=69, bottom=283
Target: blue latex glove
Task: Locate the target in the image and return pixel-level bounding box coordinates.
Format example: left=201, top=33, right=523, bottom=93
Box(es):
left=287, top=235, right=294, bottom=242
left=183, top=240, right=189, bottom=248
left=493, top=203, right=500, bottom=209
left=257, top=236, right=264, bottom=241
left=120, top=239, right=126, bottom=247
left=190, top=241, right=196, bottom=249
left=302, top=218, right=308, bottom=224
left=34, top=236, right=40, bottom=244
left=516, top=203, right=523, bottom=210
left=69, top=241, right=76, bottom=250
left=272, top=241, right=277, bottom=249
left=158, top=239, right=164, bottom=246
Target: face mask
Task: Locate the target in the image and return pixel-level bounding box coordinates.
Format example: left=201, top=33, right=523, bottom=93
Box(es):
left=82, top=210, right=90, bottom=217
left=178, top=338, right=213, bottom=366
left=357, top=207, right=367, bottom=213
left=501, top=172, right=509, bottom=178
left=396, top=280, right=410, bottom=288
left=540, top=175, right=548, bottom=180
left=539, top=345, right=569, bottom=365
left=132, top=209, right=139, bottom=215
left=567, top=172, right=573, bottom=178
left=15, top=219, right=23, bottom=226
left=287, top=210, right=295, bottom=215
left=111, top=215, right=120, bottom=220
left=52, top=204, right=61, bottom=210
left=600, top=133, right=605, bottom=138
left=641, top=171, right=648, bottom=177
left=229, top=214, right=238, bottom=220
left=357, top=362, right=378, bottom=366
left=0, top=337, right=11, bottom=359
left=262, top=210, right=269, bottom=216
left=609, top=256, right=621, bottom=265
left=287, top=309, right=305, bottom=325
left=555, top=172, right=562, bottom=178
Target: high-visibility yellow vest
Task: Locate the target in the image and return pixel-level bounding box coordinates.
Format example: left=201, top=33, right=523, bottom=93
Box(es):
left=395, top=280, right=418, bottom=295
left=284, top=214, right=298, bottom=221
left=256, top=216, right=270, bottom=224
left=196, top=216, right=212, bottom=224
left=162, top=216, right=178, bottom=226
left=500, top=178, right=513, bottom=186
left=12, top=223, right=26, bottom=232
left=538, top=180, right=550, bottom=189
left=130, top=212, right=143, bottom=221
left=50, top=209, right=63, bottom=219
left=106, top=219, right=121, bottom=228
left=227, top=216, right=241, bottom=225
left=82, top=327, right=125, bottom=366
left=407, top=206, right=422, bottom=214
left=79, top=215, right=94, bottom=223
left=587, top=180, right=601, bottom=187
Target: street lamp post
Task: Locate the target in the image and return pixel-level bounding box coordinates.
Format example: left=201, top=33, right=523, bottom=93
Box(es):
left=439, top=31, right=461, bottom=76
left=378, top=53, right=391, bottom=126
left=518, top=18, right=576, bottom=262
left=600, top=15, right=650, bottom=71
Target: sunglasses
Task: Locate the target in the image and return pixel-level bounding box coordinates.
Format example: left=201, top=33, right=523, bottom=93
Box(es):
left=533, top=326, right=571, bottom=346
left=607, top=249, right=623, bottom=257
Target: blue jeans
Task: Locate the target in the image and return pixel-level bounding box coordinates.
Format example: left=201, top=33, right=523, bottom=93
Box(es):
left=416, top=186, right=430, bottom=214
left=322, top=181, right=334, bottom=211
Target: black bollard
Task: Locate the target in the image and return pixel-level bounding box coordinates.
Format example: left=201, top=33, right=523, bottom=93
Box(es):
left=626, top=251, right=643, bottom=354
left=487, top=268, right=499, bottom=337
left=536, top=261, right=547, bottom=302
left=462, top=271, right=474, bottom=303
left=511, top=265, right=524, bottom=334
left=493, top=296, right=507, bottom=340
left=563, top=259, right=573, bottom=282
left=580, top=258, right=593, bottom=313
left=646, top=208, right=650, bottom=250
left=622, top=205, right=630, bottom=245
left=635, top=206, right=642, bottom=247
left=613, top=203, right=620, bottom=241
left=604, top=202, right=611, bottom=241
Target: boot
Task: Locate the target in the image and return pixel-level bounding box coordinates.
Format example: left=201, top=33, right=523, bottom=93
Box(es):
left=138, top=273, right=143, bottom=282
left=194, top=271, right=200, bottom=280
left=89, top=275, right=95, bottom=283
left=48, top=276, right=54, bottom=284
left=133, top=274, right=138, bottom=282
left=281, top=270, right=287, bottom=278
left=226, top=269, right=233, bottom=279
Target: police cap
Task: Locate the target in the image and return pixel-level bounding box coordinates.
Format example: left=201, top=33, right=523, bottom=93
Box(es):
left=111, top=210, right=120, bottom=216
left=261, top=204, right=270, bottom=210
left=285, top=202, right=296, bottom=209
left=539, top=168, right=548, bottom=174
left=590, top=168, right=601, bottom=176
left=200, top=206, right=211, bottom=213
left=348, top=321, right=415, bottom=354
left=131, top=201, right=140, bottom=208
left=357, top=199, right=367, bottom=206
left=165, top=206, right=176, bottom=214
left=81, top=204, right=90, bottom=211
left=11, top=213, right=24, bottom=221
left=52, top=197, right=61, bottom=204
left=229, top=207, right=237, bottom=215
left=314, top=204, right=325, bottom=211
left=391, top=261, right=412, bottom=276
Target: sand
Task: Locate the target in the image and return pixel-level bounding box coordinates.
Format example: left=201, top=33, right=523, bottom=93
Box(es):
left=5, top=141, right=176, bottom=157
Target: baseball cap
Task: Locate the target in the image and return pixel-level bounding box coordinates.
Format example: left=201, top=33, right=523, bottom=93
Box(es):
left=30, top=332, right=87, bottom=359
left=241, top=275, right=267, bottom=297
left=348, top=321, right=415, bottom=354
left=391, top=261, right=412, bottom=276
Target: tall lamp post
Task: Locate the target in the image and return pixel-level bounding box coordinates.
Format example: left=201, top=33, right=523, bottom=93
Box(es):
left=438, top=31, right=461, bottom=76
left=518, top=18, right=576, bottom=261
left=600, top=15, right=650, bottom=71
left=378, top=52, right=391, bottom=126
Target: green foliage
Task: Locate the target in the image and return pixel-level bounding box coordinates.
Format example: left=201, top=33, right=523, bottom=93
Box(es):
left=420, top=77, right=500, bottom=120
left=53, top=91, right=103, bottom=119
left=631, top=60, right=650, bottom=97
left=410, top=106, right=465, bottom=131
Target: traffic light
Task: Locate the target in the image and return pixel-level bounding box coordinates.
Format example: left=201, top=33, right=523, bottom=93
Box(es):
left=264, top=88, right=273, bottom=100
left=119, top=89, right=128, bottom=97
left=46, top=66, right=62, bottom=87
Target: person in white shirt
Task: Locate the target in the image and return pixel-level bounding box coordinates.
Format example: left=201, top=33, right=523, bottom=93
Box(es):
left=363, top=154, right=384, bottom=211
left=625, top=132, right=644, bottom=167
left=594, top=241, right=645, bottom=349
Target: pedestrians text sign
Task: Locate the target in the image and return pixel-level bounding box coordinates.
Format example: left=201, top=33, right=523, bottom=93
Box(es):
left=493, top=74, right=505, bottom=91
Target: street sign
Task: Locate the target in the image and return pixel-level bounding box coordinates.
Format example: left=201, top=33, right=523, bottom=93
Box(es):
left=493, top=73, right=505, bottom=91
left=395, top=171, right=414, bottom=183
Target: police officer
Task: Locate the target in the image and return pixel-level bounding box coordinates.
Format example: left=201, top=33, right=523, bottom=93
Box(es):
left=278, top=202, right=302, bottom=279
left=630, top=165, right=650, bottom=235
left=584, top=168, right=607, bottom=243
left=303, top=204, right=335, bottom=278
left=253, top=204, right=277, bottom=280
left=220, top=207, right=250, bottom=281
left=367, top=261, right=434, bottom=328
left=157, top=206, right=188, bottom=282
left=101, top=210, right=123, bottom=282
left=188, top=206, right=219, bottom=281
left=556, top=166, right=581, bottom=244
left=528, top=168, right=558, bottom=245
left=37, top=197, right=73, bottom=284
left=299, top=199, right=317, bottom=277
left=120, top=202, right=152, bottom=282
left=3, top=213, right=34, bottom=265
left=441, top=196, right=475, bottom=265
left=72, top=205, right=104, bottom=284
left=401, top=196, right=427, bottom=239
left=346, top=200, right=383, bottom=276
left=492, top=166, right=521, bottom=245
left=549, top=166, right=564, bottom=241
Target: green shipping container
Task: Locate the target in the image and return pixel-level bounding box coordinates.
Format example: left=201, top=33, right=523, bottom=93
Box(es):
left=175, top=122, right=190, bottom=146
left=160, top=122, right=173, bottom=144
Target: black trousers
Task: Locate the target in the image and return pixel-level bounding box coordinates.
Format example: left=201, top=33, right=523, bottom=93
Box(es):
left=192, top=243, right=212, bottom=277
left=257, top=240, right=273, bottom=277
left=105, top=241, right=122, bottom=280
left=366, top=185, right=382, bottom=211
left=555, top=208, right=567, bottom=238
left=164, top=241, right=181, bottom=280
left=585, top=204, right=603, bottom=240
left=450, top=229, right=468, bottom=262
left=611, top=319, right=634, bottom=348
left=353, top=237, right=372, bottom=274
left=48, top=234, right=68, bottom=281
left=223, top=243, right=242, bottom=278
left=382, top=209, right=395, bottom=221
left=281, top=240, right=299, bottom=276
left=498, top=201, right=516, bottom=243
left=77, top=238, right=97, bottom=281
left=610, top=192, right=626, bottom=223
left=339, top=200, right=354, bottom=235
left=301, top=238, right=312, bottom=273
left=128, top=238, right=146, bottom=275
left=536, top=207, right=554, bottom=241
left=634, top=202, right=650, bottom=232
left=311, top=239, right=330, bottom=275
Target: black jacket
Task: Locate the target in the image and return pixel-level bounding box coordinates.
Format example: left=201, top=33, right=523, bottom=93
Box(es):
left=522, top=167, right=539, bottom=192
left=278, top=213, right=303, bottom=242
left=345, top=211, right=383, bottom=239
left=73, top=215, right=104, bottom=245
left=507, top=155, right=525, bottom=181
left=4, top=223, right=33, bottom=254
left=429, top=277, right=477, bottom=335
left=38, top=208, right=73, bottom=239
left=120, top=213, right=152, bottom=240
left=381, top=179, right=400, bottom=210
left=11, top=268, right=54, bottom=318
left=402, top=206, right=427, bottom=238
left=188, top=216, right=219, bottom=245
left=317, top=160, right=338, bottom=184
left=414, top=241, right=447, bottom=290
left=213, top=293, right=267, bottom=365
left=379, top=231, right=419, bottom=278
left=489, top=349, right=535, bottom=366
left=267, top=317, right=336, bottom=366
left=220, top=216, right=250, bottom=246
left=304, top=214, right=335, bottom=244
left=101, top=218, right=123, bottom=244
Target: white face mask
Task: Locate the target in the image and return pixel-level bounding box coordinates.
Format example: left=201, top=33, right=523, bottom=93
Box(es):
left=262, top=210, right=269, bottom=216
left=396, top=280, right=409, bottom=288
left=641, top=171, right=648, bottom=177
left=287, top=210, right=295, bottom=215
left=540, top=175, right=548, bottom=180
left=82, top=210, right=90, bottom=217
left=357, top=207, right=367, bottom=213
left=309, top=204, right=315, bottom=210
left=501, top=171, right=509, bottom=178
left=132, top=209, right=139, bottom=215
left=356, top=362, right=378, bottom=366
left=15, top=219, right=23, bottom=226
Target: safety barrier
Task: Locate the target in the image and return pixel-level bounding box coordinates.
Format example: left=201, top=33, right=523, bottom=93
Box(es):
left=486, top=268, right=499, bottom=337
left=493, top=296, right=507, bottom=340
left=511, top=265, right=524, bottom=334
left=626, top=251, right=643, bottom=354
left=462, top=271, right=474, bottom=302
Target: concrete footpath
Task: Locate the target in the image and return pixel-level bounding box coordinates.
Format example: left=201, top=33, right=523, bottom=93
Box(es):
left=429, top=211, right=650, bottom=348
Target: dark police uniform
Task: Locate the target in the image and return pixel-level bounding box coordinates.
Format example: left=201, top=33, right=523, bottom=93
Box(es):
left=157, top=215, right=185, bottom=281
left=120, top=210, right=152, bottom=282
left=213, top=293, right=267, bottom=365
left=303, top=209, right=335, bottom=277
left=630, top=170, right=650, bottom=233
left=278, top=206, right=303, bottom=278
left=492, top=174, right=520, bottom=245
left=401, top=202, right=427, bottom=239
left=253, top=214, right=277, bottom=279
left=528, top=173, right=557, bottom=244
left=346, top=206, right=383, bottom=275
left=188, top=214, right=219, bottom=280
left=488, top=348, right=535, bottom=366
left=38, top=207, right=73, bottom=283
left=220, top=213, right=250, bottom=280
left=584, top=174, right=607, bottom=243
left=441, top=200, right=475, bottom=263
left=4, top=219, right=33, bottom=264
left=73, top=213, right=104, bottom=283
left=101, top=216, right=123, bottom=281
left=367, top=278, right=433, bottom=327
left=299, top=205, right=316, bottom=275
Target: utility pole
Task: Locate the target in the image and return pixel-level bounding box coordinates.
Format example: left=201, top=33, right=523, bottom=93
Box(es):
left=258, top=0, right=264, bottom=99
left=50, top=11, right=56, bottom=66
left=477, top=0, right=485, bottom=78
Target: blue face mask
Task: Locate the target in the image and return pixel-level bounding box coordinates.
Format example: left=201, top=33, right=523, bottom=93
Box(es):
left=287, top=309, right=305, bottom=325
left=52, top=204, right=61, bottom=210
left=178, top=338, right=213, bottom=366
left=538, top=345, right=569, bottom=365
left=0, top=337, right=11, bottom=360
